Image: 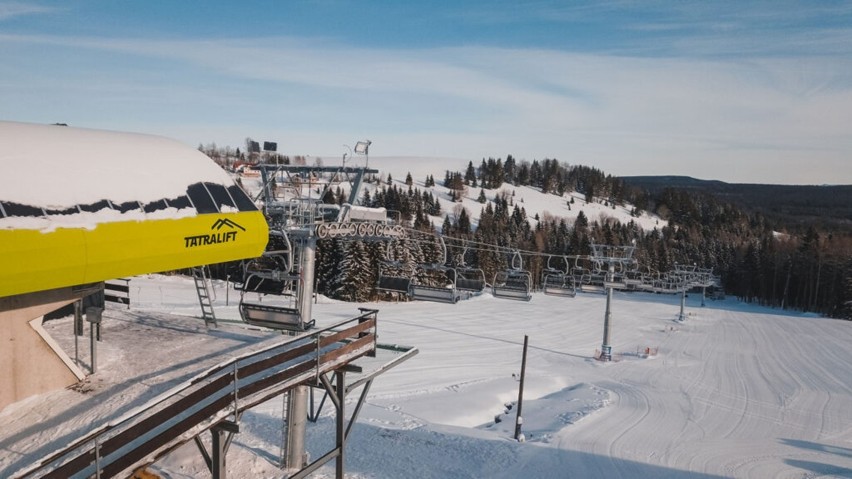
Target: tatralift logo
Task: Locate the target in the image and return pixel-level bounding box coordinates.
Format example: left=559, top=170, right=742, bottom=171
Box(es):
left=184, top=218, right=246, bottom=248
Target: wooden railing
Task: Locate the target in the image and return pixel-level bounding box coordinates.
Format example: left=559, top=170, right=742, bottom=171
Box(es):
left=15, top=310, right=378, bottom=479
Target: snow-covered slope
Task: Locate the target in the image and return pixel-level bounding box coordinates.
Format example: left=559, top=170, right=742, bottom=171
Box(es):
left=242, top=155, right=666, bottom=232
left=2, top=275, right=850, bottom=478
left=364, top=155, right=665, bottom=231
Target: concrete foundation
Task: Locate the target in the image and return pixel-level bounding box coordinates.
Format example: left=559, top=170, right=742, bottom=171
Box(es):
left=0, top=284, right=97, bottom=411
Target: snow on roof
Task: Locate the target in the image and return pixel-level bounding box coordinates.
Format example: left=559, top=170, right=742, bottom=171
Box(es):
left=0, top=121, right=234, bottom=209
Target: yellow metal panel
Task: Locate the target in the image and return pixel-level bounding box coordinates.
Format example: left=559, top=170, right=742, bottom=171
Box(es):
left=0, top=211, right=268, bottom=298
left=0, top=228, right=88, bottom=298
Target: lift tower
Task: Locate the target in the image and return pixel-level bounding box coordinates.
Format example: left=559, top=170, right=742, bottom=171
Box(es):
left=240, top=160, right=406, bottom=471
left=590, top=243, right=636, bottom=362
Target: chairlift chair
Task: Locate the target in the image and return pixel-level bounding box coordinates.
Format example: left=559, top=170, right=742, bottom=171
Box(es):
left=653, top=273, right=682, bottom=294
left=650, top=272, right=670, bottom=293
left=410, top=263, right=459, bottom=303
left=492, top=251, right=532, bottom=301
left=580, top=269, right=606, bottom=294
left=624, top=269, right=644, bottom=289
left=455, top=266, right=486, bottom=293
left=571, top=266, right=589, bottom=287
left=408, top=235, right=460, bottom=303
left=237, top=230, right=315, bottom=332
left=377, top=261, right=413, bottom=294
left=376, top=241, right=413, bottom=295
left=569, top=256, right=602, bottom=294
left=603, top=263, right=628, bottom=290
left=692, top=267, right=715, bottom=288
left=453, top=246, right=486, bottom=293
left=570, top=256, right=587, bottom=287
left=635, top=267, right=656, bottom=291
left=542, top=256, right=576, bottom=297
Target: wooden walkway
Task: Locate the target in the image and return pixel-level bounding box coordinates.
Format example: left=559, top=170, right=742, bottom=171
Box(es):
left=17, top=311, right=380, bottom=478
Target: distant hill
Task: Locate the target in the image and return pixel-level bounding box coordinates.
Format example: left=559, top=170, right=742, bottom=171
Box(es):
left=620, top=176, right=852, bottom=232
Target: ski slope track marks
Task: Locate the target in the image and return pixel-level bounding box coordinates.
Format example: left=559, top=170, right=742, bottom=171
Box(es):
left=1, top=275, right=851, bottom=478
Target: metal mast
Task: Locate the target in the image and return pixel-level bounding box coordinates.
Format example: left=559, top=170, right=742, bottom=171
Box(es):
left=590, top=243, right=636, bottom=361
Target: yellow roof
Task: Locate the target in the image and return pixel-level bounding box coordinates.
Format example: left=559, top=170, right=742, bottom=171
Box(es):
left=0, top=122, right=268, bottom=298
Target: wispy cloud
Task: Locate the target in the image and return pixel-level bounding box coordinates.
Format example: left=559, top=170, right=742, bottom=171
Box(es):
left=0, top=2, right=60, bottom=21
left=2, top=27, right=851, bottom=183
left=451, top=1, right=852, bottom=58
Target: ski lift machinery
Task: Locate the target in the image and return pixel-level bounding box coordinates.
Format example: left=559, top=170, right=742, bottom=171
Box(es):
left=542, top=255, right=576, bottom=297
left=409, top=235, right=460, bottom=304
left=234, top=163, right=389, bottom=333
left=492, top=251, right=532, bottom=301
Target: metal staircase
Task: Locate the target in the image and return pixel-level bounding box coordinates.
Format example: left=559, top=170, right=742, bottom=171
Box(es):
left=192, top=266, right=217, bottom=326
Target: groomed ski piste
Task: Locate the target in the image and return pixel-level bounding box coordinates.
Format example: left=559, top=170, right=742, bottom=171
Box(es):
left=2, top=275, right=851, bottom=478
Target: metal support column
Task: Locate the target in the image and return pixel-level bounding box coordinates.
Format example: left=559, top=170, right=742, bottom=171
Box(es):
left=212, top=427, right=227, bottom=479
left=285, top=235, right=316, bottom=470
left=86, top=307, right=103, bottom=373
left=335, top=370, right=346, bottom=479
left=679, top=289, right=687, bottom=322
left=284, top=387, right=308, bottom=469
left=601, top=266, right=614, bottom=361
left=74, top=300, right=82, bottom=366
left=299, top=236, right=316, bottom=340
left=211, top=421, right=239, bottom=479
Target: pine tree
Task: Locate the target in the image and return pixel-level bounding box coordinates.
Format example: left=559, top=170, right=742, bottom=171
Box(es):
left=316, top=239, right=344, bottom=296
left=457, top=208, right=472, bottom=236
left=333, top=241, right=373, bottom=301
left=575, top=210, right=589, bottom=231
left=477, top=189, right=487, bottom=203
left=441, top=215, right=452, bottom=235
left=464, top=161, right=476, bottom=185
left=505, top=154, right=516, bottom=184
left=429, top=192, right=442, bottom=216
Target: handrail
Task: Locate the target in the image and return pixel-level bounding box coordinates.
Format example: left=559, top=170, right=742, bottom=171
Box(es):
left=15, top=311, right=378, bottom=479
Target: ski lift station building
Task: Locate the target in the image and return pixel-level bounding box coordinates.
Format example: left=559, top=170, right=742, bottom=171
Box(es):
left=0, top=121, right=269, bottom=410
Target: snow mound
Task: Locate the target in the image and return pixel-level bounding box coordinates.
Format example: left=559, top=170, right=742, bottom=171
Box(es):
left=484, top=383, right=610, bottom=443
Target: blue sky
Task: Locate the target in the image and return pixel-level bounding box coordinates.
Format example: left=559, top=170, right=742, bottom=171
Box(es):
left=2, top=1, right=851, bottom=184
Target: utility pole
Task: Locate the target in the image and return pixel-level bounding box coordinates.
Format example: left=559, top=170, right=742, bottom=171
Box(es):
left=514, top=335, right=529, bottom=442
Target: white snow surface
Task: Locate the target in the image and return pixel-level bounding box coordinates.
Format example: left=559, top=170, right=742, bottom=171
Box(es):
left=0, top=207, right=205, bottom=233
left=244, top=155, right=667, bottom=232
left=2, top=275, right=851, bottom=478
left=0, top=121, right=235, bottom=208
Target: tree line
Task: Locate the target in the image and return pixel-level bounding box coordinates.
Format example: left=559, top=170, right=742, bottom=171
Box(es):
left=204, top=147, right=850, bottom=320
left=311, top=157, right=850, bottom=319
